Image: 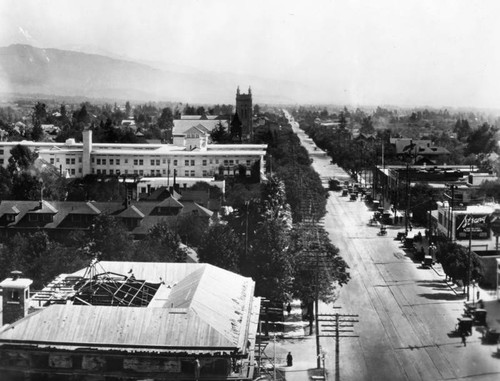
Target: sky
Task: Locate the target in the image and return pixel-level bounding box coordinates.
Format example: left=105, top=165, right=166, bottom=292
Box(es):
left=1, top=0, right=500, bottom=109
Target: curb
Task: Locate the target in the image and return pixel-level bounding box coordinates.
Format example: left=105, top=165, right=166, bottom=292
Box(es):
left=445, top=280, right=465, bottom=296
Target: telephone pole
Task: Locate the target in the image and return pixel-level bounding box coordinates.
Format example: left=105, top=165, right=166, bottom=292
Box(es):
left=318, top=311, right=359, bottom=381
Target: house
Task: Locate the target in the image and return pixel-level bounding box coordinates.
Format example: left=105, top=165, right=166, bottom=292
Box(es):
left=0, top=198, right=213, bottom=240
left=0, top=261, right=261, bottom=380
left=390, top=137, right=450, bottom=164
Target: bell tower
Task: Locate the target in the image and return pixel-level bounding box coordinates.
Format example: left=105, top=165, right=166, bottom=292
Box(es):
left=235, top=86, right=253, bottom=141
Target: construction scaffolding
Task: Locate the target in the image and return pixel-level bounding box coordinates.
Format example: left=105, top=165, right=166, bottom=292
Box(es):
left=30, top=259, right=161, bottom=308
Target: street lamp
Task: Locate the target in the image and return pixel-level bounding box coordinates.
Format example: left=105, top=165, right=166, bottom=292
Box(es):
left=467, top=214, right=473, bottom=301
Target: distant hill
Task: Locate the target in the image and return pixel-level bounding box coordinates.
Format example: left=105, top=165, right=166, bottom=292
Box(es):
left=0, top=44, right=310, bottom=104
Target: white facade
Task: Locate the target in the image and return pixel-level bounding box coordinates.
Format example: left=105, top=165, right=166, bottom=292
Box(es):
left=0, top=130, right=267, bottom=180
left=435, top=202, right=500, bottom=249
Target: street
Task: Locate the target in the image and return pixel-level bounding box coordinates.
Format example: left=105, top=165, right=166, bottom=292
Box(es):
left=285, top=111, right=500, bottom=381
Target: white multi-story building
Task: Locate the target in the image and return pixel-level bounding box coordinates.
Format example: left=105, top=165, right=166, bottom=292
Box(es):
left=0, top=130, right=267, bottom=181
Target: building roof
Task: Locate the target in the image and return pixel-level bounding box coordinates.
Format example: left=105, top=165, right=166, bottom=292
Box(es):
left=173, top=119, right=229, bottom=136
left=118, top=205, right=145, bottom=219
left=390, top=138, right=449, bottom=156
left=0, top=277, right=32, bottom=289
left=184, top=125, right=210, bottom=136
left=181, top=115, right=225, bottom=120
left=0, top=199, right=212, bottom=235
left=0, top=262, right=256, bottom=354
left=156, top=196, right=184, bottom=208
left=29, top=200, right=58, bottom=214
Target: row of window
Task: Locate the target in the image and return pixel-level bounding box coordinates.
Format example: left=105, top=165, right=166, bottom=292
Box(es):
left=2, top=154, right=254, bottom=169
left=91, top=168, right=216, bottom=177
left=90, top=157, right=252, bottom=167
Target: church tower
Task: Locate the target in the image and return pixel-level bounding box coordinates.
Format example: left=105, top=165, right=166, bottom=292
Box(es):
left=235, top=86, right=253, bottom=141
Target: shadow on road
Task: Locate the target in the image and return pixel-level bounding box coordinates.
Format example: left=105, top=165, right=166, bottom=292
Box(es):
left=415, top=280, right=449, bottom=289
left=418, top=292, right=466, bottom=301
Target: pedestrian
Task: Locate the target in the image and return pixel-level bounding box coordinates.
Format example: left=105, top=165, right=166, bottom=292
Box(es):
left=194, top=357, right=201, bottom=380
left=461, top=332, right=467, bottom=347
left=287, top=352, right=293, bottom=367
left=416, top=232, right=422, bottom=242
left=286, top=303, right=292, bottom=315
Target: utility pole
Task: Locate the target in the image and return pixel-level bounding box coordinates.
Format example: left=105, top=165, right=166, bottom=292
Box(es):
left=405, top=161, right=410, bottom=235
left=446, top=184, right=457, bottom=240
left=318, top=311, right=359, bottom=381
left=273, top=332, right=277, bottom=381
left=315, top=242, right=321, bottom=369
left=467, top=214, right=473, bottom=301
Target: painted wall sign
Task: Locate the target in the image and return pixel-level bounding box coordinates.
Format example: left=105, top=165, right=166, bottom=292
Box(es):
left=455, top=214, right=490, bottom=240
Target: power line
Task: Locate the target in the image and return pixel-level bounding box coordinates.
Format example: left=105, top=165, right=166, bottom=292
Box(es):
left=318, top=311, right=359, bottom=381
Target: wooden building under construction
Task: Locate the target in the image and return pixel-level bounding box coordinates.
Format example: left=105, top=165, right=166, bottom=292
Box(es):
left=0, top=261, right=261, bottom=381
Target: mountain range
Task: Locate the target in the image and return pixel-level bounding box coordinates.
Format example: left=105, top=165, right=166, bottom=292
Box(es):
left=0, top=44, right=310, bottom=104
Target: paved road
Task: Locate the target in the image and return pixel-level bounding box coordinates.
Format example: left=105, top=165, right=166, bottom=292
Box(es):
left=285, top=111, right=500, bottom=381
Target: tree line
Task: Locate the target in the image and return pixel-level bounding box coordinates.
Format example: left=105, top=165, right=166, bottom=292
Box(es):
left=199, top=117, right=350, bottom=305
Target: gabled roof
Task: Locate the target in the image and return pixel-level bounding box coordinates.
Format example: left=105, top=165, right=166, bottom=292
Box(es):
left=69, top=202, right=101, bottom=215
left=156, top=196, right=184, bottom=208
left=118, top=205, right=145, bottom=219
left=173, top=119, right=228, bottom=135
left=0, top=204, right=20, bottom=214
left=182, top=202, right=213, bottom=218
left=29, top=200, right=58, bottom=214
left=0, top=200, right=210, bottom=235
left=184, top=125, right=209, bottom=136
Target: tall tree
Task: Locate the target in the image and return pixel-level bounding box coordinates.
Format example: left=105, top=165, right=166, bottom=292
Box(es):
left=7, top=145, right=38, bottom=176
left=290, top=225, right=349, bottom=305
left=466, top=123, right=498, bottom=155
left=137, top=221, right=186, bottom=262
left=210, top=121, right=230, bottom=143
left=436, top=241, right=483, bottom=287
left=360, top=116, right=375, bottom=134
left=0, top=166, right=13, bottom=199
left=125, top=101, right=132, bottom=117
left=158, top=107, right=174, bottom=130
left=198, top=223, right=241, bottom=273
left=338, top=111, right=347, bottom=130
left=230, top=112, right=242, bottom=140
left=81, top=214, right=134, bottom=261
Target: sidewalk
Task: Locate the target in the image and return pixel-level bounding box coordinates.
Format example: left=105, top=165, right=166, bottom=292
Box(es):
left=405, top=230, right=500, bottom=331
left=263, top=300, right=326, bottom=381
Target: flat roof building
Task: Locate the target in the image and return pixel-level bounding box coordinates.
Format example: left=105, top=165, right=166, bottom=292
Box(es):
left=0, top=130, right=267, bottom=182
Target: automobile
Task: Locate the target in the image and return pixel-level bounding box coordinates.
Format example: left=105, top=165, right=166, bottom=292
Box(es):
left=473, top=309, right=487, bottom=326
left=421, top=255, right=433, bottom=268
left=350, top=193, right=357, bottom=201
left=455, top=317, right=473, bottom=336
left=483, top=328, right=500, bottom=344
